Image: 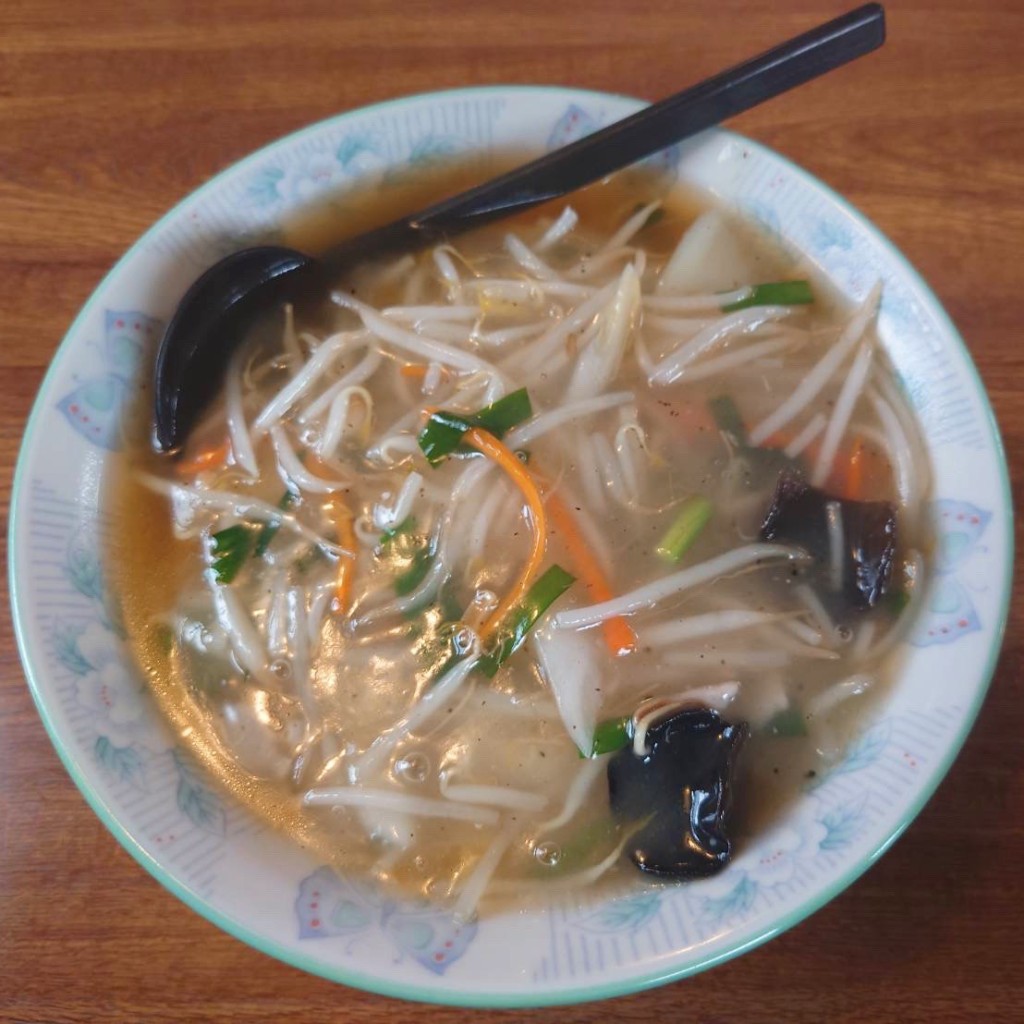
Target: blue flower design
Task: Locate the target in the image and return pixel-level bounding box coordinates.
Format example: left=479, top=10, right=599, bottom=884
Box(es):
left=572, top=890, right=662, bottom=934
left=296, top=867, right=376, bottom=939
left=812, top=219, right=854, bottom=253
left=53, top=620, right=92, bottom=675
left=173, top=749, right=226, bottom=835
left=336, top=133, right=380, bottom=168
left=295, top=866, right=478, bottom=974
left=826, top=720, right=892, bottom=779
left=695, top=874, right=758, bottom=924
left=880, top=287, right=923, bottom=334
left=912, top=499, right=991, bottom=647
left=818, top=794, right=868, bottom=852
left=95, top=736, right=147, bottom=792
left=65, top=532, right=105, bottom=601
left=547, top=104, right=599, bottom=149
left=407, top=134, right=460, bottom=166
left=57, top=310, right=162, bottom=451
left=382, top=902, right=478, bottom=975
left=742, top=199, right=784, bottom=248
left=245, top=165, right=285, bottom=207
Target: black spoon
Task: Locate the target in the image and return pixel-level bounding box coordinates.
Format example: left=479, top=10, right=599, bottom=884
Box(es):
left=154, top=3, right=885, bottom=452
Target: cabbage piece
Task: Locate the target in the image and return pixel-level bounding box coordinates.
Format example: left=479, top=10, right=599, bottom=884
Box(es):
left=656, top=209, right=760, bottom=295
left=565, top=264, right=640, bottom=402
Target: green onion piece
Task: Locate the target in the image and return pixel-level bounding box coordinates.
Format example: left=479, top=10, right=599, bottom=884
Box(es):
left=418, top=388, right=533, bottom=465
left=478, top=564, right=575, bottom=677
left=474, top=387, right=532, bottom=438
left=379, top=515, right=417, bottom=548
left=413, top=587, right=468, bottom=675
left=765, top=706, right=809, bottom=738
left=436, top=585, right=464, bottom=626
left=152, top=623, right=175, bottom=655
left=254, top=490, right=296, bottom=557
left=294, top=546, right=327, bottom=576
left=708, top=394, right=748, bottom=446
left=418, top=410, right=473, bottom=465
left=883, top=588, right=911, bottom=617
left=395, top=547, right=434, bottom=596
left=533, top=816, right=623, bottom=875
left=584, top=716, right=632, bottom=758
left=721, top=280, right=814, bottom=313
left=210, top=524, right=251, bottom=584
left=655, top=495, right=713, bottom=564
left=390, top=521, right=435, bottom=598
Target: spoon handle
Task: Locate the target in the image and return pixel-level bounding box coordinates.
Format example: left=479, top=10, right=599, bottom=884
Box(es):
left=321, top=3, right=884, bottom=272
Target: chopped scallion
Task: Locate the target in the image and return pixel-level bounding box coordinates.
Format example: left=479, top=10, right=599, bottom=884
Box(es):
left=721, top=280, right=814, bottom=313
left=380, top=515, right=417, bottom=548
left=209, top=524, right=251, bottom=584
left=656, top=495, right=713, bottom=564
left=418, top=410, right=473, bottom=465
left=534, top=816, right=622, bottom=875
left=152, top=622, right=175, bottom=655
left=254, top=490, right=296, bottom=557
left=418, top=388, right=533, bottom=465
left=478, top=564, right=575, bottom=677
left=883, top=588, right=911, bottom=616
left=584, top=716, right=632, bottom=758
left=708, top=394, right=748, bottom=446
left=395, top=547, right=434, bottom=596
left=294, top=545, right=327, bottom=576
left=765, top=706, right=809, bottom=738
left=475, top=387, right=533, bottom=438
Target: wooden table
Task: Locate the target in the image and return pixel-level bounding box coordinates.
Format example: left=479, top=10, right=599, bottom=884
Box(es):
left=2, top=2, right=1022, bottom=1021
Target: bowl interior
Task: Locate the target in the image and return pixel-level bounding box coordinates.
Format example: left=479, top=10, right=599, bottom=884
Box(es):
left=9, top=86, right=1012, bottom=1007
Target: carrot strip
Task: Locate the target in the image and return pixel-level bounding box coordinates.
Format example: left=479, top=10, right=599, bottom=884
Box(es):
left=330, top=499, right=357, bottom=612
left=546, top=493, right=637, bottom=657
left=400, top=363, right=428, bottom=379
left=462, top=425, right=546, bottom=641
left=845, top=438, right=865, bottom=500
left=175, top=439, right=230, bottom=476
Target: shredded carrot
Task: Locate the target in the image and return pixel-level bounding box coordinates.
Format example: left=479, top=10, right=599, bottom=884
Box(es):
left=845, top=438, right=866, bottom=500
left=546, top=492, right=637, bottom=657
left=462, top=425, right=547, bottom=640
left=330, top=499, right=357, bottom=612
left=175, top=439, right=230, bottom=476
left=842, top=438, right=892, bottom=501
left=402, top=363, right=449, bottom=383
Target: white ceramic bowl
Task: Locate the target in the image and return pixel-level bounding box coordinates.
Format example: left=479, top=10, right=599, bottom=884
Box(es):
left=9, top=86, right=1012, bottom=1007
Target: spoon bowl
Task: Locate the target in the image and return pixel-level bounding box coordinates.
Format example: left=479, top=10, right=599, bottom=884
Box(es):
left=153, top=247, right=315, bottom=450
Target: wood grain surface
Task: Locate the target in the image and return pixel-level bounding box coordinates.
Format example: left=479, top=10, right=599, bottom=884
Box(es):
left=2, top=2, right=1022, bottom=1021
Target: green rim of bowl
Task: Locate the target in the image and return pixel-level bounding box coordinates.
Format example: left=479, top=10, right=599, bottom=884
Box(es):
left=8, top=85, right=1014, bottom=1008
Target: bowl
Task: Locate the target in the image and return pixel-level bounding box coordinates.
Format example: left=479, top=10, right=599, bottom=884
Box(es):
left=8, top=86, right=1012, bottom=1007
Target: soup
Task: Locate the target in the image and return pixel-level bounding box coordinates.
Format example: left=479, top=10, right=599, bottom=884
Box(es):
left=113, top=169, right=930, bottom=917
